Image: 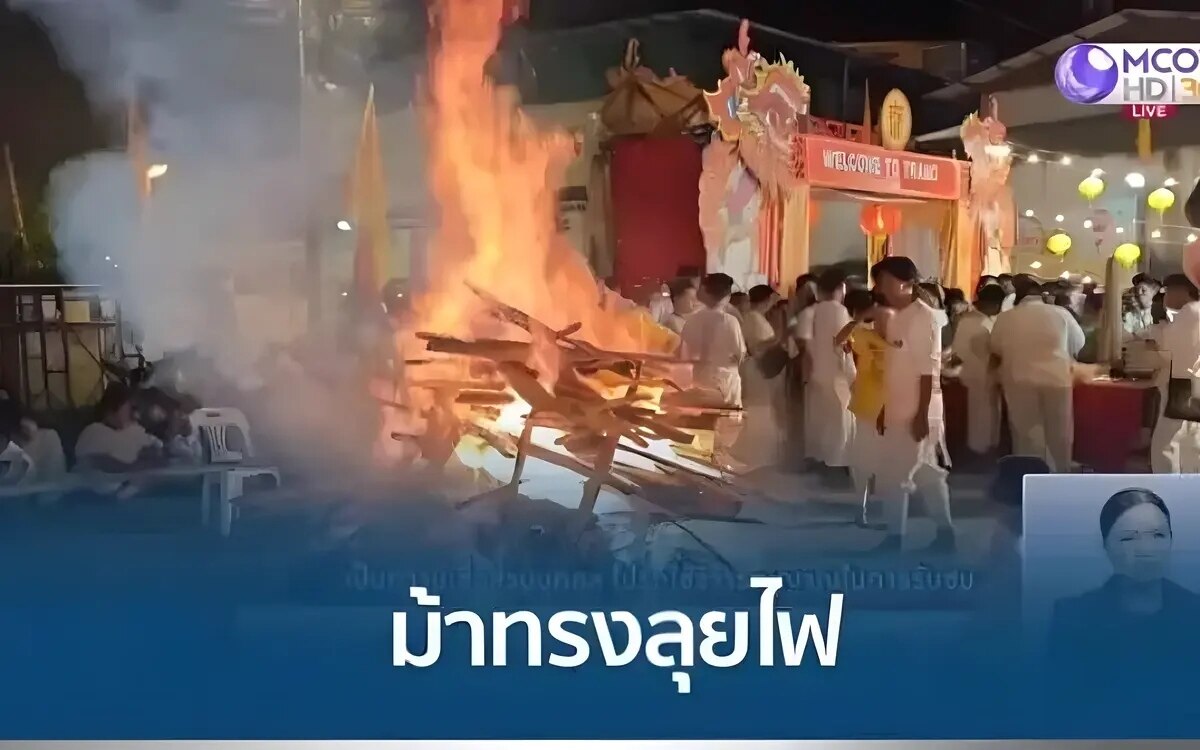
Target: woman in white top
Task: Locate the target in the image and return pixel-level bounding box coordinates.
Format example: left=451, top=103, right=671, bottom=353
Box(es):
left=732, top=285, right=786, bottom=467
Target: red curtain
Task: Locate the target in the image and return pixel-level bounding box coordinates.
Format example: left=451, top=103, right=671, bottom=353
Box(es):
left=609, top=136, right=706, bottom=295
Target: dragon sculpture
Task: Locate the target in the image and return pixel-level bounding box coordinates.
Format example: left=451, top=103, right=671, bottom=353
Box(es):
left=960, top=110, right=1015, bottom=271
left=699, top=19, right=811, bottom=283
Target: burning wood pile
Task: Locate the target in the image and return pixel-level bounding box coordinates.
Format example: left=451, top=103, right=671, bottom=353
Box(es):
left=391, top=285, right=746, bottom=521
left=369, top=0, right=748, bottom=524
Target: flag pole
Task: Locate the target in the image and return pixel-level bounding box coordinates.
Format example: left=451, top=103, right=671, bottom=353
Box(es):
left=298, top=0, right=322, bottom=332
left=4, top=143, right=27, bottom=252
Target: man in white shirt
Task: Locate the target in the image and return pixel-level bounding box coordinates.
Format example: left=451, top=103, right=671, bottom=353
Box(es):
left=74, top=383, right=166, bottom=473
left=871, top=256, right=954, bottom=552
left=1123, top=275, right=1160, bottom=339
left=951, top=284, right=1006, bottom=457
left=680, top=273, right=746, bottom=408
left=989, top=276, right=1085, bottom=472
left=805, top=268, right=854, bottom=471
left=1150, top=274, right=1200, bottom=473
left=665, top=278, right=700, bottom=335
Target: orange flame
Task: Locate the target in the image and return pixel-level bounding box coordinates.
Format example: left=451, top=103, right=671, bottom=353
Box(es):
left=414, top=0, right=666, bottom=355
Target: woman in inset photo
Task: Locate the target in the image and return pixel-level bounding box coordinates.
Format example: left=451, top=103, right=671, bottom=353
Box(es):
left=1049, top=488, right=1200, bottom=672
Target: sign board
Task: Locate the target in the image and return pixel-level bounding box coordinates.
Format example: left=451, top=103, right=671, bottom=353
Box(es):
left=798, top=135, right=963, bottom=201
left=879, top=89, right=912, bottom=151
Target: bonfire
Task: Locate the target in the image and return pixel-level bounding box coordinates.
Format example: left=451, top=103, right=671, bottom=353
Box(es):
left=378, top=0, right=744, bottom=525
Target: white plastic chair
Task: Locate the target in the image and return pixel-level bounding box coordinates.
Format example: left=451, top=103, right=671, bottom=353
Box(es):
left=189, top=408, right=281, bottom=536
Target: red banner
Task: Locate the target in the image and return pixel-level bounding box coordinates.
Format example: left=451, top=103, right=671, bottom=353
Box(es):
left=797, top=135, right=963, bottom=201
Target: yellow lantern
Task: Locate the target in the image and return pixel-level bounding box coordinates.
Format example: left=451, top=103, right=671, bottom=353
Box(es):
left=1114, top=242, right=1142, bottom=269
left=1147, top=187, right=1176, bottom=216
left=1046, top=232, right=1072, bottom=256
left=1078, top=175, right=1105, bottom=202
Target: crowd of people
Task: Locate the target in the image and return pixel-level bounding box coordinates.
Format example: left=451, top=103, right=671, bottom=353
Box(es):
left=646, top=258, right=1200, bottom=549
left=0, top=382, right=204, bottom=493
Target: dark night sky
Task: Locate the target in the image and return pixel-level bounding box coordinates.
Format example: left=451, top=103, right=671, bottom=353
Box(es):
left=0, top=0, right=1196, bottom=232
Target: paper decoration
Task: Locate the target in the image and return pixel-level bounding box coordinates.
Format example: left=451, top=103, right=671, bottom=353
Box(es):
left=1078, top=175, right=1105, bottom=202
left=1046, top=232, right=1072, bottom=256
left=1114, top=242, right=1141, bottom=269
left=1147, top=187, right=1176, bottom=216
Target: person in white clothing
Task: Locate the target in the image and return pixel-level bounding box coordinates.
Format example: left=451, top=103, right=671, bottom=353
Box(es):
left=680, top=273, right=746, bottom=466
left=789, top=274, right=819, bottom=461
left=804, top=268, right=855, bottom=472
left=1123, top=275, right=1160, bottom=339
left=665, top=278, right=700, bottom=335
left=681, top=273, right=746, bottom=404
left=996, top=274, right=1017, bottom=312
left=871, top=256, right=955, bottom=552
left=74, top=383, right=167, bottom=473
left=1150, top=274, right=1200, bottom=473
left=0, top=400, right=34, bottom=487
left=951, top=284, right=1006, bottom=457
left=990, top=276, right=1085, bottom=472
left=732, top=284, right=786, bottom=466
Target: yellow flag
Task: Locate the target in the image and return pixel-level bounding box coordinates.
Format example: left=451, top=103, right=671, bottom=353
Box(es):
left=1136, top=118, right=1152, bottom=161
left=349, top=84, right=391, bottom=303
left=128, top=99, right=151, bottom=201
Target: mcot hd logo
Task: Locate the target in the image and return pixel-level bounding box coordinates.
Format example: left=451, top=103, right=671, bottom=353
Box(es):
left=1055, top=44, right=1200, bottom=105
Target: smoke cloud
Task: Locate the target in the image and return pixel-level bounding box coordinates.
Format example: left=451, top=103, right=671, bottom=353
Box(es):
left=16, top=0, right=384, bottom=472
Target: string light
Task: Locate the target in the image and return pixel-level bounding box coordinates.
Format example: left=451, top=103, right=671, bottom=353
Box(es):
left=1190, top=233, right=1199, bottom=243
left=1125, top=172, right=1146, bottom=189
left=1083, top=219, right=1093, bottom=229
left=1060, top=155, right=1072, bottom=165
left=1026, top=153, right=1040, bottom=164
left=1024, top=209, right=1035, bottom=217
left=1029, top=261, right=1043, bottom=270
left=1152, top=229, right=1163, bottom=239
left=1060, top=271, right=1070, bottom=279
left=1115, top=227, right=1125, bottom=234
left=1164, top=177, right=1179, bottom=187
left=1055, top=214, right=1065, bottom=223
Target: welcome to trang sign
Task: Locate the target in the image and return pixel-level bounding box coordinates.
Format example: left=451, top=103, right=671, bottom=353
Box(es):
left=797, top=135, right=964, bottom=201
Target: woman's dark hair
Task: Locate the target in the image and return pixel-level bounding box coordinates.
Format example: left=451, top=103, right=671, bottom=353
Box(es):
left=748, top=284, right=775, bottom=306
left=1164, top=273, right=1200, bottom=301
left=944, top=287, right=967, bottom=308
left=795, top=273, right=816, bottom=289
left=844, top=288, right=875, bottom=317
left=729, top=291, right=748, bottom=307
left=870, top=256, right=919, bottom=284
left=1100, top=488, right=1172, bottom=542
left=96, top=382, right=133, bottom=420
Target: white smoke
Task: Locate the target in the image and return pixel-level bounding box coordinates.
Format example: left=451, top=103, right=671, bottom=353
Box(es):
left=17, top=0, right=385, bottom=470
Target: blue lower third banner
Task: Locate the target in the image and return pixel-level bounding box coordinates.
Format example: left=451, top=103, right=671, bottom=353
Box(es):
left=2, top=477, right=1200, bottom=739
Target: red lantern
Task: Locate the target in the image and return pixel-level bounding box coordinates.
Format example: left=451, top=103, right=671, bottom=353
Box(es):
left=859, top=203, right=902, bottom=237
